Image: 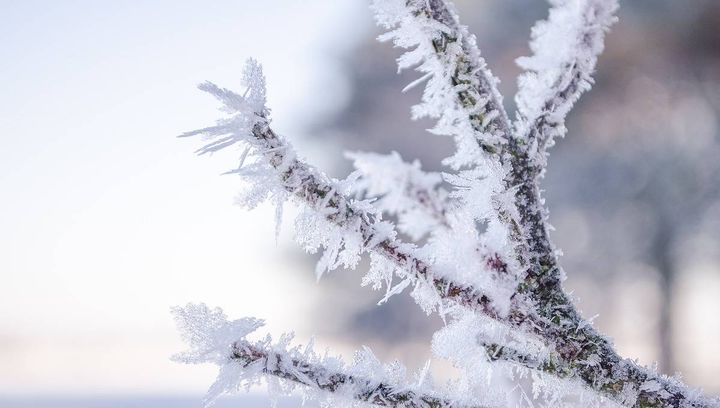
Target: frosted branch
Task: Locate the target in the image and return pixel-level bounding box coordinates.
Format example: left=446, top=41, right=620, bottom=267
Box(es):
left=515, top=0, right=619, bottom=166
left=501, top=1, right=619, bottom=293
left=369, top=2, right=718, bottom=407
left=482, top=342, right=571, bottom=378
left=371, top=0, right=511, bottom=169
left=230, top=341, right=484, bottom=407
left=181, top=61, right=541, bottom=324
left=181, top=58, right=719, bottom=408
left=497, top=0, right=622, bottom=371
left=173, top=303, right=483, bottom=408
left=175, top=5, right=720, bottom=406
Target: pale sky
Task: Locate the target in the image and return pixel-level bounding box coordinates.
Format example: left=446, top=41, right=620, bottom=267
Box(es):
left=0, top=0, right=369, bottom=395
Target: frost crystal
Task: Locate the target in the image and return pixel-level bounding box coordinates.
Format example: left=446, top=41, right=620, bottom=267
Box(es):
left=172, top=303, right=264, bottom=366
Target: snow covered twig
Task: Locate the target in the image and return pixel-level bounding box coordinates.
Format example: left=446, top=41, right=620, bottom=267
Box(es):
left=515, top=0, right=619, bottom=166
left=173, top=303, right=483, bottom=408
left=503, top=0, right=619, bottom=329
left=347, top=150, right=451, bottom=240
left=180, top=60, right=536, bottom=324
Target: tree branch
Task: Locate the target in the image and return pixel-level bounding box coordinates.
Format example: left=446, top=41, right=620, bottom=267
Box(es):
left=515, top=0, right=619, bottom=166
left=173, top=303, right=484, bottom=408
left=505, top=0, right=620, bottom=322
left=374, top=2, right=720, bottom=407
left=482, top=342, right=573, bottom=379
left=178, top=5, right=720, bottom=403
left=371, top=0, right=512, bottom=168
left=246, top=117, right=527, bottom=323
left=230, top=340, right=483, bottom=408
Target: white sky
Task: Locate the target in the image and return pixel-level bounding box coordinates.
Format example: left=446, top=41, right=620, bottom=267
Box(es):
left=0, top=0, right=369, bottom=395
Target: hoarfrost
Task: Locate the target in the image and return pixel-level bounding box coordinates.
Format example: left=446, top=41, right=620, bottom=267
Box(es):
left=173, top=304, right=476, bottom=408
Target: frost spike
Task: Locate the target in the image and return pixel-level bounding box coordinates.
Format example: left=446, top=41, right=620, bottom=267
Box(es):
left=230, top=339, right=485, bottom=408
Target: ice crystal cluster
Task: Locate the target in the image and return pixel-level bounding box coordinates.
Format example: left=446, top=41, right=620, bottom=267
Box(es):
left=173, top=1, right=720, bottom=407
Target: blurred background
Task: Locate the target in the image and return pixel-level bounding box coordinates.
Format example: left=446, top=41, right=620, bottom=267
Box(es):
left=1, top=0, right=718, bottom=406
